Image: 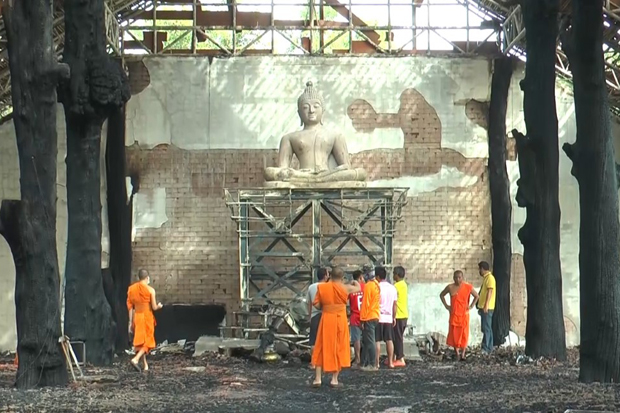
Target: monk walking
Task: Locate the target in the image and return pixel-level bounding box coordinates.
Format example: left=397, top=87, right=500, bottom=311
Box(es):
left=127, top=269, right=163, bottom=372
left=439, top=270, right=479, bottom=361
left=311, top=267, right=361, bottom=388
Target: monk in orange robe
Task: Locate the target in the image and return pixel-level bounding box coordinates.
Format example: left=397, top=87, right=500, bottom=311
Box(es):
left=439, top=270, right=479, bottom=361
left=311, top=267, right=361, bottom=388
left=127, top=269, right=163, bottom=372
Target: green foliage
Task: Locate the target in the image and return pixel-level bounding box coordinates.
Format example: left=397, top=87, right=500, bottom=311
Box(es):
left=129, top=19, right=266, bottom=52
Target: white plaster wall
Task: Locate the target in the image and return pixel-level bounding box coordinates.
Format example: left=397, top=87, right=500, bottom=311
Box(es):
left=126, top=56, right=591, bottom=346
left=127, top=56, right=491, bottom=158
left=126, top=56, right=496, bottom=240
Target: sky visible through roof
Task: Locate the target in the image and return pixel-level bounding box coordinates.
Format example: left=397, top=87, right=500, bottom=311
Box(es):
left=122, top=0, right=497, bottom=53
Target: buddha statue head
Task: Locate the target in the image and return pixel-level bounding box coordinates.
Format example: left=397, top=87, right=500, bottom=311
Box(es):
left=297, top=81, right=324, bottom=127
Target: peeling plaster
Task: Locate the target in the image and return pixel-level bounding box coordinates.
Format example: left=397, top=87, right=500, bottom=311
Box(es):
left=127, top=56, right=495, bottom=158
left=126, top=177, right=134, bottom=202
left=132, top=188, right=169, bottom=240
left=368, top=165, right=479, bottom=196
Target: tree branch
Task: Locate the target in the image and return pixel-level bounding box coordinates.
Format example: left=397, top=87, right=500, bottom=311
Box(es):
left=562, top=142, right=575, bottom=162
left=511, top=128, right=528, bottom=156
left=562, top=142, right=579, bottom=178
left=46, top=62, right=71, bottom=83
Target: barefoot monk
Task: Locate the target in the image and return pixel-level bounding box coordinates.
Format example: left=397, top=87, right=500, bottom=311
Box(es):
left=439, top=270, right=479, bottom=361
left=127, top=269, right=163, bottom=372
left=311, top=267, right=361, bottom=388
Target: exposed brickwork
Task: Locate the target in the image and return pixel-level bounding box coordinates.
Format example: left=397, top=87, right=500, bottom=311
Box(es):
left=465, top=99, right=489, bottom=130
left=120, top=60, right=547, bottom=335
left=126, top=79, right=499, bottom=326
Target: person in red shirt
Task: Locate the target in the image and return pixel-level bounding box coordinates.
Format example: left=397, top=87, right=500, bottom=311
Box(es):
left=348, top=270, right=365, bottom=367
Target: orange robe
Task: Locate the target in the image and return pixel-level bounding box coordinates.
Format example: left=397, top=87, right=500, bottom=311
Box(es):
left=127, top=282, right=157, bottom=353
left=310, top=282, right=351, bottom=373
left=446, top=282, right=473, bottom=349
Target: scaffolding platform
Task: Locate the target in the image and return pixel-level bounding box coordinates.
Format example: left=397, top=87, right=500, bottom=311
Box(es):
left=224, top=186, right=409, bottom=316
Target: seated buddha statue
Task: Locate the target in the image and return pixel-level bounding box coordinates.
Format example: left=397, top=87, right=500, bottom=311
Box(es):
left=263, top=81, right=367, bottom=186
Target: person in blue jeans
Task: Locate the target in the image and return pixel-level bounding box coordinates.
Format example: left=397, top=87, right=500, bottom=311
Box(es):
left=476, top=261, right=496, bottom=354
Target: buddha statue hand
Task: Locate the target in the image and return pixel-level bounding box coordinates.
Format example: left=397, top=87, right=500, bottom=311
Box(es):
left=264, top=166, right=296, bottom=182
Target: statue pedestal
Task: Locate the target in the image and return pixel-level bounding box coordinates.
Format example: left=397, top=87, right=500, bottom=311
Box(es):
left=263, top=181, right=367, bottom=189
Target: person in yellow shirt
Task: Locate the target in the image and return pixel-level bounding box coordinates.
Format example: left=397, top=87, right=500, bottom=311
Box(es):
left=392, top=266, right=408, bottom=367
left=476, top=261, right=496, bottom=354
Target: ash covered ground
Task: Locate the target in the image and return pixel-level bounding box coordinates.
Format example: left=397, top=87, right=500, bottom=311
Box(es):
left=0, top=347, right=618, bottom=413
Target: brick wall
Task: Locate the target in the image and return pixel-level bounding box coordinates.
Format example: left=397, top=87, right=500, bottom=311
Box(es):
left=125, top=59, right=529, bottom=327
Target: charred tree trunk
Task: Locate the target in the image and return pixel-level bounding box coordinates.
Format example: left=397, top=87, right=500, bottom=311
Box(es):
left=513, top=0, right=567, bottom=360
left=105, top=105, right=135, bottom=353
left=561, top=0, right=620, bottom=383
left=488, top=57, right=514, bottom=347
left=0, top=0, right=69, bottom=388
left=58, top=0, right=130, bottom=365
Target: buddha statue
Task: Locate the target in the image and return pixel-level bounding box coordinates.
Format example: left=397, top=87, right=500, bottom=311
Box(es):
left=264, top=81, right=367, bottom=187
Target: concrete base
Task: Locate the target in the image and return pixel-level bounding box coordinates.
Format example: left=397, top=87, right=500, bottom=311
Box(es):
left=377, top=339, right=422, bottom=361
left=564, top=409, right=618, bottom=413
left=263, top=181, right=367, bottom=188
left=193, top=335, right=260, bottom=357
left=193, top=335, right=422, bottom=361
left=564, top=411, right=619, bottom=413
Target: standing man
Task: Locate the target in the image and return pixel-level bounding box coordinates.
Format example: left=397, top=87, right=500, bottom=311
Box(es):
left=477, top=261, right=496, bottom=354
left=392, top=266, right=408, bottom=367
left=359, top=267, right=380, bottom=371
left=127, top=269, right=163, bottom=372
left=348, top=270, right=365, bottom=367
left=375, top=267, right=397, bottom=369
left=440, top=270, right=479, bottom=360
left=308, top=267, right=330, bottom=362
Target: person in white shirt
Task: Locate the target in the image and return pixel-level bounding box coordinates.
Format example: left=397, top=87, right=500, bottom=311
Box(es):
left=374, top=267, right=398, bottom=369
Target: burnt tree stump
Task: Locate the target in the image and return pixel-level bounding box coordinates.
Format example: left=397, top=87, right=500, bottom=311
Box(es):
left=561, top=0, right=620, bottom=383
left=487, top=56, right=515, bottom=347
left=0, top=0, right=69, bottom=388
left=516, top=0, right=567, bottom=360
left=58, top=0, right=131, bottom=365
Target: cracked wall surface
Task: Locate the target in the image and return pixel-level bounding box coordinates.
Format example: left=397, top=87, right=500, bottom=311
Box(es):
left=2, top=55, right=619, bottom=349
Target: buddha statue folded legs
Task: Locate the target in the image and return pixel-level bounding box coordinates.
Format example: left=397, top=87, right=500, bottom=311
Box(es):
left=264, top=165, right=367, bottom=184
left=263, top=81, right=367, bottom=187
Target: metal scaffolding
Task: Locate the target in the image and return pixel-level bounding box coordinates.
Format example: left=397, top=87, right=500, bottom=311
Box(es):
left=224, top=187, right=408, bottom=312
